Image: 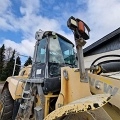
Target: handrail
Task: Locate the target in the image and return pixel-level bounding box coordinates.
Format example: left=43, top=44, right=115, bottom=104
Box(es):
left=12, top=53, right=32, bottom=76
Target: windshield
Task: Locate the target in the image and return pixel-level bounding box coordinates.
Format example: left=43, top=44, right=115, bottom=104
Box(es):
left=49, top=36, right=75, bottom=65
left=36, top=38, right=47, bottom=63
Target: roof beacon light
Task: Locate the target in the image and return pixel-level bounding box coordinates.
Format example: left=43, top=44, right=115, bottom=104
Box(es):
left=67, top=16, right=90, bottom=40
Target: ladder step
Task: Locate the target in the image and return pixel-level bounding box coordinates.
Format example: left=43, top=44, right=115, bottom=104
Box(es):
left=23, top=90, right=30, bottom=94
left=22, top=90, right=31, bottom=99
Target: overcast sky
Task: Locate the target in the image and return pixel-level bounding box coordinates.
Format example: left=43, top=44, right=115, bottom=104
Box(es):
left=0, top=0, right=120, bottom=57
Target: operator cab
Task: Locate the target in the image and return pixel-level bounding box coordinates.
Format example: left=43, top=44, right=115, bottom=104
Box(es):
left=30, top=31, right=76, bottom=94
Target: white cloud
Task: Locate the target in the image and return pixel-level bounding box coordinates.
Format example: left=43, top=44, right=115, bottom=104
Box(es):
left=0, top=0, right=11, bottom=14
left=0, top=0, right=64, bottom=57
left=1, top=0, right=120, bottom=56
left=42, top=0, right=55, bottom=5
left=86, top=0, right=120, bottom=43
left=0, top=17, right=14, bottom=31
left=0, top=0, right=14, bottom=31
left=20, top=0, right=40, bottom=16
left=3, top=39, right=35, bottom=56
left=67, top=0, right=120, bottom=47
left=0, top=0, right=62, bottom=37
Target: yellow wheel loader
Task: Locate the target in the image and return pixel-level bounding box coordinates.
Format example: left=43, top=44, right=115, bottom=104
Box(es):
left=0, top=16, right=120, bottom=120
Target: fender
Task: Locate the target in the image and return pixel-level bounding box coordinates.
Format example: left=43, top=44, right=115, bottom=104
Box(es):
left=1, top=65, right=31, bottom=100
left=2, top=76, right=27, bottom=100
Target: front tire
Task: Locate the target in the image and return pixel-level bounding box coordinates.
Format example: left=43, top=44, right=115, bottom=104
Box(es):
left=0, top=87, right=14, bottom=120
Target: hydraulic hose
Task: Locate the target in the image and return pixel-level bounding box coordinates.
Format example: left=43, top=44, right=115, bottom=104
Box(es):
left=90, top=55, right=120, bottom=74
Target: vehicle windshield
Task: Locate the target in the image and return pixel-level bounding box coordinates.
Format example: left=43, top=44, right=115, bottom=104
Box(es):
left=49, top=35, right=75, bottom=65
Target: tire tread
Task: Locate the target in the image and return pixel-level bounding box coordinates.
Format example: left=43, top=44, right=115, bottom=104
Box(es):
left=0, top=87, right=14, bottom=120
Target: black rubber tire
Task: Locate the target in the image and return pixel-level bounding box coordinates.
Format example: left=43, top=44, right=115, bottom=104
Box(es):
left=0, top=87, right=14, bottom=120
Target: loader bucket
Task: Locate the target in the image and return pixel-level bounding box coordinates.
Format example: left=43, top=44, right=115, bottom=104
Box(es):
left=44, top=94, right=111, bottom=120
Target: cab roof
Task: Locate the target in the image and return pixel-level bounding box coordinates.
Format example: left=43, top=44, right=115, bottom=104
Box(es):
left=42, top=31, right=74, bottom=46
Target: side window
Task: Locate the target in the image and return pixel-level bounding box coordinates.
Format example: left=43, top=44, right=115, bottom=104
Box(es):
left=41, top=48, right=46, bottom=55
left=36, top=39, right=47, bottom=63
left=64, top=50, right=71, bottom=64
left=58, top=37, right=75, bottom=65
left=64, top=50, right=69, bottom=57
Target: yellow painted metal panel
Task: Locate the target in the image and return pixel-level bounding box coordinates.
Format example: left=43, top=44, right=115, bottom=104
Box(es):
left=89, top=73, right=120, bottom=109
left=45, top=94, right=111, bottom=120
left=6, top=76, right=27, bottom=100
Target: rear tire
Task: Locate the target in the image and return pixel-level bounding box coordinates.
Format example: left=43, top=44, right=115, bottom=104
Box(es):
left=0, top=87, right=14, bottom=120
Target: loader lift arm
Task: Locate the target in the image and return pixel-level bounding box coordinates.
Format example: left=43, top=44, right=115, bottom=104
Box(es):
left=67, top=16, right=90, bottom=82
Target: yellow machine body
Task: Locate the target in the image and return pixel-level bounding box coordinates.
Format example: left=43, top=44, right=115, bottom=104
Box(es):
left=44, top=67, right=120, bottom=120
left=44, top=67, right=112, bottom=120
left=1, top=17, right=120, bottom=120
left=2, top=65, right=120, bottom=119
left=1, top=65, right=119, bottom=120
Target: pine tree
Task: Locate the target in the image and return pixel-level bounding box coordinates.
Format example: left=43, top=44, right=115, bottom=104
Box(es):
left=0, top=44, right=5, bottom=80
left=1, top=50, right=15, bottom=81
left=14, top=56, right=21, bottom=76
left=5, top=47, right=13, bottom=60
left=24, top=56, right=32, bottom=66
